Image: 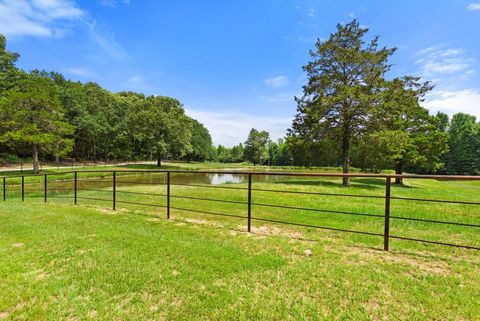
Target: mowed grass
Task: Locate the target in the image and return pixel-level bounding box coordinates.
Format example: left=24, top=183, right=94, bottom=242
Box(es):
left=1, top=172, right=480, bottom=320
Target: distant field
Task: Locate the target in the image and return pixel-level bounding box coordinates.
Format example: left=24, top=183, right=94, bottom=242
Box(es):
left=1, top=168, right=480, bottom=320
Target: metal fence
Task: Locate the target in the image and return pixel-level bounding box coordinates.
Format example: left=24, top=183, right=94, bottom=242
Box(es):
left=2, top=170, right=480, bottom=251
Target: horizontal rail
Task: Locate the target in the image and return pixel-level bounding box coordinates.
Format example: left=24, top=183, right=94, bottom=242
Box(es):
left=390, top=215, right=480, bottom=228
left=171, top=182, right=248, bottom=190
left=170, top=206, right=246, bottom=220
left=252, top=187, right=385, bottom=199
left=116, top=190, right=167, bottom=197
left=390, top=235, right=480, bottom=250
left=77, top=196, right=111, bottom=202
left=78, top=189, right=112, bottom=193
left=251, top=202, right=384, bottom=218
left=391, top=196, right=480, bottom=206
left=116, top=200, right=166, bottom=208
left=116, top=180, right=165, bottom=185
left=252, top=217, right=384, bottom=237
left=76, top=179, right=111, bottom=183
left=171, top=194, right=246, bottom=205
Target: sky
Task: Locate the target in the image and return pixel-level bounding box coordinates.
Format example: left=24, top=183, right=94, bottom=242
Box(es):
left=1, top=0, right=479, bottom=146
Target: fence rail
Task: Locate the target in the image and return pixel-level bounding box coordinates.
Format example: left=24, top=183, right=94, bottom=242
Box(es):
left=2, top=170, right=480, bottom=251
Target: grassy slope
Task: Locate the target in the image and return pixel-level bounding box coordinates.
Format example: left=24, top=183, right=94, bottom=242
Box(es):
left=1, top=202, right=480, bottom=320
left=1, top=167, right=480, bottom=320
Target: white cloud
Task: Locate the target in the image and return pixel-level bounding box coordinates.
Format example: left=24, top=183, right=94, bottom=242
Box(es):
left=307, top=8, right=315, bottom=17
left=64, top=66, right=94, bottom=77
left=422, top=89, right=480, bottom=118
left=265, top=75, right=289, bottom=88
left=467, top=3, right=480, bottom=10
left=100, top=0, right=129, bottom=7
left=0, top=0, right=83, bottom=37
left=87, top=20, right=129, bottom=62
left=186, top=109, right=292, bottom=146
left=416, top=46, right=473, bottom=76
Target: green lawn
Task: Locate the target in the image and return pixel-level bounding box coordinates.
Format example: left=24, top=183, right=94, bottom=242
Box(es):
left=1, top=171, right=480, bottom=320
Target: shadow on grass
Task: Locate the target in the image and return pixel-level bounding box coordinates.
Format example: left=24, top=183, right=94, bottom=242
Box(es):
left=269, top=179, right=380, bottom=190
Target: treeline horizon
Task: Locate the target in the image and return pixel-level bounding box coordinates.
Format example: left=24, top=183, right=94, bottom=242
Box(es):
left=1, top=20, right=480, bottom=179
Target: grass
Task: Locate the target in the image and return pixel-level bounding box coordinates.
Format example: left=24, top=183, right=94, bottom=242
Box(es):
left=1, top=169, right=480, bottom=320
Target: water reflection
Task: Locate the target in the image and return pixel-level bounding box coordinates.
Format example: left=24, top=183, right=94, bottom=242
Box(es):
left=207, top=173, right=244, bottom=185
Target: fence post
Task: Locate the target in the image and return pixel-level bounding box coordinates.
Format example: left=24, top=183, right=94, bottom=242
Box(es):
left=74, top=171, right=77, bottom=205
left=167, top=171, right=170, bottom=219
left=3, top=177, right=5, bottom=201
left=247, top=173, right=252, bottom=232
left=44, top=174, right=47, bottom=203
left=21, top=176, right=24, bottom=202
left=113, top=171, right=116, bottom=210
left=384, top=177, right=391, bottom=251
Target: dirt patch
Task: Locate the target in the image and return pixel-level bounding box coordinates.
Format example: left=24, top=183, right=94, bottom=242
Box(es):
left=184, top=218, right=224, bottom=228
left=336, top=246, right=451, bottom=275
left=247, top=225, right=304, bottom=239
left=12, top=242, right=24, bottom=248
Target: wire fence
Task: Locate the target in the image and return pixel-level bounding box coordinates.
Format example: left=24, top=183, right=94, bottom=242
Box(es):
left=2, top=170, right=480, bottom=251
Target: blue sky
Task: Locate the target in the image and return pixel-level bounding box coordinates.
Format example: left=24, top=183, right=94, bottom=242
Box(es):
left=1, top=0, right=479, bottom=146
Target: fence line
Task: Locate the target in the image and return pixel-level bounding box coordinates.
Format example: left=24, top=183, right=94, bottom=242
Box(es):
left=2, top=170, right=480, bottom=251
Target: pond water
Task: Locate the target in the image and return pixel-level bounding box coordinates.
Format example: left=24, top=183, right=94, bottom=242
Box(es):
left=71, top=171, right=304, bottom=188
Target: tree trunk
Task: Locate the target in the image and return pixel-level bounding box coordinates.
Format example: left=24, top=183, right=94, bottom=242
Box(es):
left=395, top=161, right=404, bottom=185
left=342, top=134, right=350, bottom=187
left=32, top=144, right=40, bottom=174
left=157, top=156, right=161, bottom=167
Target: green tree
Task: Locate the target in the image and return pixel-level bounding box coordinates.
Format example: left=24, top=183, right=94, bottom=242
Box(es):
left=290, top=20, right=396, bottom=186
left=366, top=77, right=447, bottom=184
left=244, top=129, right=270, bottom=165
left=444, top=113, right=480, bottom=174
left=0, top=34, right=21, bottom=93
left=186, top=119, right=213, bottom=161
left=434, top=111, right=449, bottom=133
left=0, top=73, right=74, bottom=173
left=231, top=143, right=245, bottom=162
left=269, top=139, right=293, bottom=166
left=126, top=96, right=192, bottom=166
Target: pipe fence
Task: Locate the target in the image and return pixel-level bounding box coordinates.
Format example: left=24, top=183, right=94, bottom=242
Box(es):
left=2, top=170, right=480, bottom=251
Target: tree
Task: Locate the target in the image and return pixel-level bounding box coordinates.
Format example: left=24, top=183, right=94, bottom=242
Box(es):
left=186, top=119, right=213, bottom=162
left=0, top=73, right=74, bottom=173
left=125, top=96, right=192, bottom=166
left=244, top=129, right=270, bottom=165
left=366, top=77, right=448, bottom=184
left=231, top=143, right=245, bottom=162
left=444, top=113, right=480, bottom=174
left=434, top=111, right=449, bottom=133
left=289, top=20, right=396, bottom=186
left=0, top=34, right=21, bottom=93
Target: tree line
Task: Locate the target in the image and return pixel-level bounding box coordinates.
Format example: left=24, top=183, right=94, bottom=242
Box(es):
left=0, top=34, right=214, bottom=173
left=1, top=21, right=479, bottom=180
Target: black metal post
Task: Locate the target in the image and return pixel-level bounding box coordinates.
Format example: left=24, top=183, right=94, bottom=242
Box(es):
left=113, top=171, right=116, bottom=210
left=44, top=174, right=47, bottom=203
left=167, top=171, right=170, bottom=219
left=384, top=177, right=391, bottom=251
left=3, top=177, right=5, bottom=201
left=21, top=176, right=24, bottom=202
left=247, top=173, right=252, bottom=232
left=74, top=171, right=77, bottom=205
